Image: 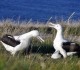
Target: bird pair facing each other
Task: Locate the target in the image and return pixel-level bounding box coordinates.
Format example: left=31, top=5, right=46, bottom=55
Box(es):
left=0, top=23, right=80, bottom=59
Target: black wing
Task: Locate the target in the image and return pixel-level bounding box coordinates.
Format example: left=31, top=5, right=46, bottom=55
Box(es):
left=1, top=34, right=20, bottom=47
left=62, top=42, right=80, bottom=52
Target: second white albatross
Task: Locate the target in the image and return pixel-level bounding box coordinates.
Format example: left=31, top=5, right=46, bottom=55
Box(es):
left=0, top=30, right=44, bottom=56
left=48, top=22, right=80, bottom=59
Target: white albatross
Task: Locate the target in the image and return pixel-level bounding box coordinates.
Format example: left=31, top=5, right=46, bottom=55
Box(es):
left=48, top=22, right=79, bottom=59
left=0, top=30, right=44, bottom=56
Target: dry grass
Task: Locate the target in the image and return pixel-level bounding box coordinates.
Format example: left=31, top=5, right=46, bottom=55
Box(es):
left=0, top=19, right=80, bottom=70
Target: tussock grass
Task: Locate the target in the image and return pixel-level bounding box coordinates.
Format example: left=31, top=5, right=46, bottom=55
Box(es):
left=0, top=19, right=80, bottom=70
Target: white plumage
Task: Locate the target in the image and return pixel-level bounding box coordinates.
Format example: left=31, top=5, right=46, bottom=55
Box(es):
left=0, top=30, right=44, bottom=56
left=48, top=22, right=77, bottom=59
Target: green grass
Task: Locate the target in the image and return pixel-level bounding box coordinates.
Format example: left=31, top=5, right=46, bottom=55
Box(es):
left=0, top=19, right=80, bottom=70
left=0, top=52, right=80, bottom=70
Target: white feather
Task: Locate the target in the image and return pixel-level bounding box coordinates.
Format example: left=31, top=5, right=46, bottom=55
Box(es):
left=1, top=30, right=44, bottom=56
left=49, top=23, right=76, bottom=59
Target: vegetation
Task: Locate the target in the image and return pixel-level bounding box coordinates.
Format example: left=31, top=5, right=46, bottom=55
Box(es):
left=0, top=19, right=80, bottom=70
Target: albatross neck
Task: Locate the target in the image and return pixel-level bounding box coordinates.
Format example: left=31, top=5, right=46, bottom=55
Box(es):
left=55, top=29, right=64, bottom=40
left=19, top=32, right=33, bottom=40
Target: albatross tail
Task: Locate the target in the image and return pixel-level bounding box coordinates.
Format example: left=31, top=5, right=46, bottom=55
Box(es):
left=0, top=41, right=14, bottom=53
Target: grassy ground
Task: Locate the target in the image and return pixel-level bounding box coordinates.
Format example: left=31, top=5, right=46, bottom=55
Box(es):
left=0, top=52, right=80, bottom=70
left=0, top=19, right=80, bottom=70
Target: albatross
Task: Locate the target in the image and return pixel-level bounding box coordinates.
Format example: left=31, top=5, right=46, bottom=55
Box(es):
left=0, top=30, right=44, bottom=56
left=48, top=22, right=80, bottom=59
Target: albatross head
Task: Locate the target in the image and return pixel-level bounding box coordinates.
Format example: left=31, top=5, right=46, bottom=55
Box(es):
left=31, top=30, right=44, bottom=42
left=48, top=22, right=62, bottom=31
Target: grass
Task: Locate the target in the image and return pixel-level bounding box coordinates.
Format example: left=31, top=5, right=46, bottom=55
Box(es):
left=0, top=19, right=80, bottom=70
left=0, top=52, right=80, bottom=70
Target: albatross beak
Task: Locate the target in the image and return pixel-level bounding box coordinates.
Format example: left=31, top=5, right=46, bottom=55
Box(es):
left=37, top=36, right=44, bottom=42
left=48, top=22, right=55, bottom=27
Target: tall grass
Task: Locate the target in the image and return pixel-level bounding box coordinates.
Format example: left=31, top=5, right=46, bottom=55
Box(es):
left=0, top=19, right=80, bottom=70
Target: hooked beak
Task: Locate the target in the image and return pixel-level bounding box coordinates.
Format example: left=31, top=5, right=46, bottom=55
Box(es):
left=37, top=36, right=44, bottom=42
left=48, top=22, right=55, bottom=27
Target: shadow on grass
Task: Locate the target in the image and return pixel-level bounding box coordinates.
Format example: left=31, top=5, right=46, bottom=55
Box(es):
left=23, top=45, right=55, bottom=55
left=23, top=44, right=80, bottom=58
